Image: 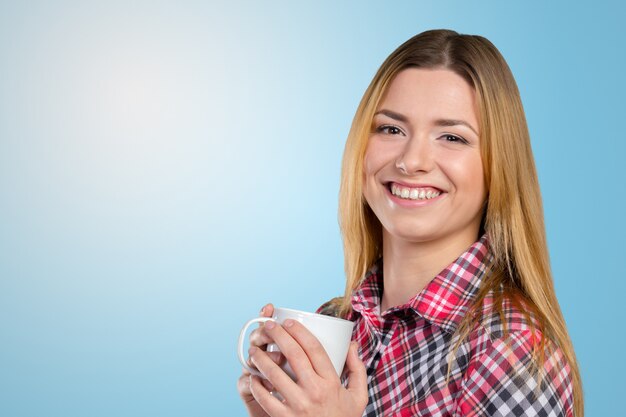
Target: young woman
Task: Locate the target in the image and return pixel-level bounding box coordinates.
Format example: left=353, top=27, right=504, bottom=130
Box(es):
left=237, top=29, right=583, bottom=417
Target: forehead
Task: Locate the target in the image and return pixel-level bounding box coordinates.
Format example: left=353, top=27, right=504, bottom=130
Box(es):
left=378, top=68, right=479, bottom=129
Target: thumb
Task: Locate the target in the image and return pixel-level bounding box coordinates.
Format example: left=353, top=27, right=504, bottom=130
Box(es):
left=346, top=342, right=367, bottom=400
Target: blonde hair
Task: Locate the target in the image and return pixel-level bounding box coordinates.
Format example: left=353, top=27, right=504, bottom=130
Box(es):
left=333, top=29, right=583, bottom=416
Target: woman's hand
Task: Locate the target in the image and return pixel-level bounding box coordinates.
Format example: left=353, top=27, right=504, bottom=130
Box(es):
left=237, top=303, right=287, bottom=417
left=247, top=317, right=368, bottom=417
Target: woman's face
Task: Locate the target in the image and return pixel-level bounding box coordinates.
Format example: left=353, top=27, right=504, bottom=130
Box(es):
left=362, top=68, right=486, bottom=246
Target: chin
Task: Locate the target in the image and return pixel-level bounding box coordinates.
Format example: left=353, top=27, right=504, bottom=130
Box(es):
left=388, top=226, right=445, bottom=243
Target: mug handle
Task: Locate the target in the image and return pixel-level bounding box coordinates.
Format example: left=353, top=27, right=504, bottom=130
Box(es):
left=237, top=317, right=275, bottom=377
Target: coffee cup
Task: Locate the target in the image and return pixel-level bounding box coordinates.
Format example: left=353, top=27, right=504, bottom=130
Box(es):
left=237, top=307, right=354, bottom=381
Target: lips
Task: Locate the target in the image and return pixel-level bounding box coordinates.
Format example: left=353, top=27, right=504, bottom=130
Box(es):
left=382, top=181, right=447, bottom=207
left=384, top=181, right=445, bottom=193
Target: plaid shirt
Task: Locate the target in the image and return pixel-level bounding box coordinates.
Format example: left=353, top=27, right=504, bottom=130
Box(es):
left=317, top=234, right=574, bottom=416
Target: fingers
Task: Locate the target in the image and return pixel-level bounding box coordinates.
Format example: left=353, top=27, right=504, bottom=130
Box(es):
left=238, top=303, right=287, bottom=409
left=261, top=376, right=275, bottom=392
left=245, top=303, right=278, bottom=373
left=249, top=303, right=276, bottom=347
left=270, top=319, right=337, bottom=380
left=345, top=342, right=367, bottom=407
left=260, top=303, right=274, bottom=318
left=249, top=326, right=274, bottom=349
left=249, top=346, right=302, bottom=403
left=240, top=366, right=277, bottom=396
left=237, top=371, right=252, bottom=399
left=248, top=303, right=283, bottom=370
left=267, top=351, right=286, bottom=366
left=248, top=351, right=285, bottom=369
left=249, top=375, right=286, bottom=416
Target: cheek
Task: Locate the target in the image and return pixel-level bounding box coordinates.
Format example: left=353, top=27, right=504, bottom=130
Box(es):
left=362, top=149, right=379, bottom=184
left=467, top=163, right=486, bottom=203
left=362, top=147, right=375, bottom=173
left=362, top=149, right=385, bottom=203
left=362, top=141, right=392, bottom=176
left=447, top=154, right=485, bottom=197
left=469, top=157, right=486, bottom=196
left=362, top=161, right=374, bottom=199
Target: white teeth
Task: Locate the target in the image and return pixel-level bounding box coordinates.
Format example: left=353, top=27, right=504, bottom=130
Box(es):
left=390, top=183, right=441, bottom=201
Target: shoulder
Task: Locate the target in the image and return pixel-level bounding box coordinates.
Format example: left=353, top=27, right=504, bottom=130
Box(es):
left=477, top=288, right=542, bottom=339
left=456, top=292, right=575, bottom=416
left=457, top=329, right=574, bottom=416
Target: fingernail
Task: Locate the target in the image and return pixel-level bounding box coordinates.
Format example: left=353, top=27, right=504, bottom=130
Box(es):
left=284, top=319, right=294, bottom=327
left=265, top=321, right=275, bottom=329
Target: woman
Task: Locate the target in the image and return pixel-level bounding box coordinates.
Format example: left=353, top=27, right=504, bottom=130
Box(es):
left=237, top=29, right=583, bottom=417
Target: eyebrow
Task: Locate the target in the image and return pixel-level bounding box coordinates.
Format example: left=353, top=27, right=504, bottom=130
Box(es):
left=374, top=109, right=479, bottom=136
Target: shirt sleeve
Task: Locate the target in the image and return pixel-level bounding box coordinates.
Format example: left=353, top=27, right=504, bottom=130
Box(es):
left=454, top=329, right=575, bottom=417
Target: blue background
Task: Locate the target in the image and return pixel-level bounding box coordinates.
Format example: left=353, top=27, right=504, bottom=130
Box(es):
left=0, top=1, right=623, bottom=416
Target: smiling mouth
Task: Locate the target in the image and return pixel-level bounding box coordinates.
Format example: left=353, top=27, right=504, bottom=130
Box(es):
left=385, top=182, right=444, bottom=201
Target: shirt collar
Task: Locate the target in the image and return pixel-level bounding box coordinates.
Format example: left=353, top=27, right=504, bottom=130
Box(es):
left=350, top=233, right=492, bottom=334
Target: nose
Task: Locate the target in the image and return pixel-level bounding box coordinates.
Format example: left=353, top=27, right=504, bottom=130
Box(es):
left=395, top=134, right=434, bottom=174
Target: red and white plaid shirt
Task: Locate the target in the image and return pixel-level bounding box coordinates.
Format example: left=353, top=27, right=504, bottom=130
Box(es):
left=317, top=234, right=574, bottom=416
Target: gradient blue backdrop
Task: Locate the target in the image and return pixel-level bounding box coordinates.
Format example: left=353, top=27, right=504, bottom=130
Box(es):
left=1, top=1, right=623, bottom=416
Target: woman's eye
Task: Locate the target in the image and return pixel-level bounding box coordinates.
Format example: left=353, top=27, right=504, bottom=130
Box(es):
left=442, top=134, right=467, bottom=144
left=376, top=125, right=403, bottom=135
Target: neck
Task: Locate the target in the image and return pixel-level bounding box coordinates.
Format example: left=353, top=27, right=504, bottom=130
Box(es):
left=380, top=229, right=480, bottom=313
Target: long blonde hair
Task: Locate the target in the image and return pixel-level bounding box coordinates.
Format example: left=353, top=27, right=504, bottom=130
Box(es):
left=333, top=29, right=583, bottom=416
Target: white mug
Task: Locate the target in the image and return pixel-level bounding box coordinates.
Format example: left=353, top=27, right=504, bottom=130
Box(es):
left=237, top=307, right=354, bottom=381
